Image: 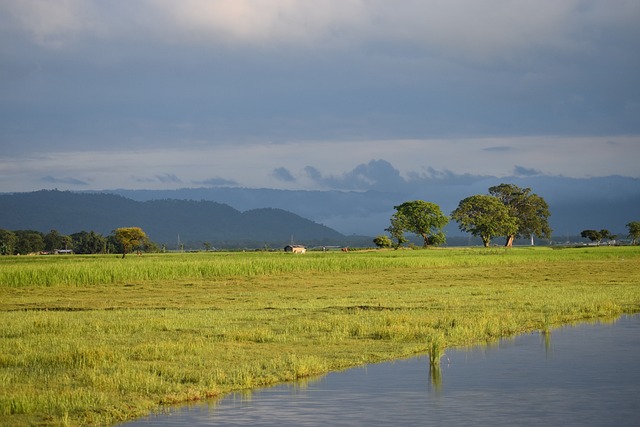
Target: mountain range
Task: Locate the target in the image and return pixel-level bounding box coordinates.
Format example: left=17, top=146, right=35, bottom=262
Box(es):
left=0, top=190, right=369, bottom=249
left=1, top=173, right=638, bottom=248
left=97, top=174, right=640, bottom=240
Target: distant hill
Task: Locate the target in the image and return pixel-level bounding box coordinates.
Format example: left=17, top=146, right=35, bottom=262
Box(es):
left=98, top=175, right=640, bottom=238
left=4, top=173, right=638, bottom=248
left=0, top=190, right=363, bottom=248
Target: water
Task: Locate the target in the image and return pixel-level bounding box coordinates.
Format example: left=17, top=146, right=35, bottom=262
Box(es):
left=125, top=315, right=640, bottom=426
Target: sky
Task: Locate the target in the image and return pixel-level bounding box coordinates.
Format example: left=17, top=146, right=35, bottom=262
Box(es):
left=1, top=0, right=640, bottom=194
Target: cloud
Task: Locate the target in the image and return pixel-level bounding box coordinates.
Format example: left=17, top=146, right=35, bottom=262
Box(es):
left=407, top=167, right=490, bottom=186
left=484, top=146, right=514, bottom=153
left=156, top=173, right=182, bottom=184
left=2, top=1, right=639, bottom=165
left=304, top=166, right=323, bottom=182
left=304, top=159, right=496, bottom=192
left=192, top=177, right=239, bottom=187
left=0, top=0, right=98, bottom=49
left=6, top=1, right=639, bottom=61
left=272, top=167, right=296, bottom=182
left=40, top=175, right=89, bottom=186
left=305, top=159, right=406, bottom=191
left=133, top=173, right=182, bottom=184
left=513, top=165, right=542, bottom=177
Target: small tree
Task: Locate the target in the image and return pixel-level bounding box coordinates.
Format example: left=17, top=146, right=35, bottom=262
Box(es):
left=581, top=229, right=611, bottom=246
left=451, top=195, right=518, bottom=247
left=113, top=227, right=148, bottom=258
left=426, top=233, right=447, bottom=246
left=373, top=235, right=393, bottom=249
left=385, top=217, right=408, bottom=249
left=627, top=221, right=640, bottom=245
left=390, top=200, right=449, bottom=248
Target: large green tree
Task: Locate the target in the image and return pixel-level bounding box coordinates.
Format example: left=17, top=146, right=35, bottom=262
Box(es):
left=451, top=195, right=518, bottom=247
left=0, top=229, right=17, bottom=255
left=389, top=200, right=449, bottom=247
left=113, top=227, right=148, bottom=258
left=71, top=230, right=107, bottom=254
left=488, top=184, right=552, bottom=247
left=627, top=221, right=640, bottom=245
left=14, top=230, right=45, bottom=255
left=43, top=229, right=72, bottom=252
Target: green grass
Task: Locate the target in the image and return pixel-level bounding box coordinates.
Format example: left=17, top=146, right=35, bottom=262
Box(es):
left=1, top=246, right=639, bottom=426
left=1, top=246, right=629, bottom=288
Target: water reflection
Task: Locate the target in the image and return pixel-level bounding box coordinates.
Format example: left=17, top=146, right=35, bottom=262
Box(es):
left=542, top=328, right=553, bottom=356
left=428, top=364, right=442, bottom=392
left=124, top=315, right=640, bottom=426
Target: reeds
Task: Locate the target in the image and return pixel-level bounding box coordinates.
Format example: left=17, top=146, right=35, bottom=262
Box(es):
left=426, top=333, right=447, bottom=367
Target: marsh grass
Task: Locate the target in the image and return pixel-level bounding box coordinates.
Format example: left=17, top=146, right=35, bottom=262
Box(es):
left=426, top=333, right=447, bottom=367
left=1, top=247, right=639, bottom=426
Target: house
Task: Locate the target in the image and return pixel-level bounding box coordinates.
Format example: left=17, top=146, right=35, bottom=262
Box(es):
left=284, top=244, right=306, bottom=254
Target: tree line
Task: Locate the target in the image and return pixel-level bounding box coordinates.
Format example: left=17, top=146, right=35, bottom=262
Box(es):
left=580, top=224, right=640, bottom=246
left=0, top=227, right=153, bottom=257
left=374, top=183, right=640, bottom=248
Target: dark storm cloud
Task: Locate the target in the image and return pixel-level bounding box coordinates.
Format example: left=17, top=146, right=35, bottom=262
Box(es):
left=1, top=1, right=639, bottom=193
left=1, top=0, right=639, bottom=158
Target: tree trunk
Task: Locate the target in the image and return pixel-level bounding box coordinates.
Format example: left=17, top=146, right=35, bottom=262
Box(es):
left=482, top=236, right=491, bottom=247
left=505, top=235, right=515, bottom=247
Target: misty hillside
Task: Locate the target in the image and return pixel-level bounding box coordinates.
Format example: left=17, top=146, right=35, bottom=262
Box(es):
left=0, top=190, right=357, bottom=248
left=98, top=175, right=640, bottom=237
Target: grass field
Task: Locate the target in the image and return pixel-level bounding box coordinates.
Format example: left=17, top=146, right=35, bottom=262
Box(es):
left=1, top=246, right=639, bottom=426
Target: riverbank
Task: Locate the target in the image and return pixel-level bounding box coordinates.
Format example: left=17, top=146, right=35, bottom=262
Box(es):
left=2, top=247, right=639, bottom=426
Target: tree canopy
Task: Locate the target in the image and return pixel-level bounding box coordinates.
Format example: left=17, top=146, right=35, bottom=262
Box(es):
left=451, top=195, right=518, bottom=247
left=13, top=230, right=45, bottom=255
left=0, top=229, right=17, bottom=255
left=488, top=184, right=552, bottom=247
left=71, top=230, right=108, bottom=254
left=385, top=215, right=408, bottom=248
left=373, top=235, right=393, bottom=249
left=114, top=227, right=148, bottom=258
left=388, top=200, right=449, bottom=248
left=627, top=221, right=640, bottom=245
left=43, top=229, right=72, bottom=252
left=580, top=229, right=612, bottom=246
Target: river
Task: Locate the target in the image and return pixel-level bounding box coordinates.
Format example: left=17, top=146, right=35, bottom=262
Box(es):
left=124, top=314, right=640, bottom=426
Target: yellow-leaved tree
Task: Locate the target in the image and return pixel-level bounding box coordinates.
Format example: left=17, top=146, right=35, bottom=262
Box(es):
left=113, top=227, right=148, bottom=258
